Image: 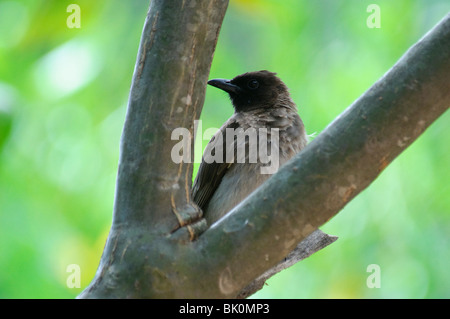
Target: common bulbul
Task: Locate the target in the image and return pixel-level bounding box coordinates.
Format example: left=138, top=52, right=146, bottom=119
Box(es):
left=192, top=70, right=307, bottom=226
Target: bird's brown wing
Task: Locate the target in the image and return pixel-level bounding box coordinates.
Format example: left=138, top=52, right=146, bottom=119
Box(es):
left=192, top=119, right=240, bottom=210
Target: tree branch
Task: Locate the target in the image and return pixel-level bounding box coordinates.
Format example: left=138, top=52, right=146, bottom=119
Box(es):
left=236, top=229, right=338, bottom=299
left=188, top=13, right=450, bottom=298
left=78, top=0, right=229, bottom=298
left=113, top=0, right=228, bottom=233
left=79, top=6, right=450, bottom=298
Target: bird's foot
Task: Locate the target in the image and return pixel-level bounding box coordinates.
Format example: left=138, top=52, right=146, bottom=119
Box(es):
left=170, top=204, right=207, bottom=243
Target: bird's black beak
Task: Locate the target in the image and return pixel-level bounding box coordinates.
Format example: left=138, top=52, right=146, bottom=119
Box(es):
left=207, top=78, right=242, bottom=95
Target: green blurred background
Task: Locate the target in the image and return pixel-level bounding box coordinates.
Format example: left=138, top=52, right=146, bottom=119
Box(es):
left=0, top=0, right=449, bottom=298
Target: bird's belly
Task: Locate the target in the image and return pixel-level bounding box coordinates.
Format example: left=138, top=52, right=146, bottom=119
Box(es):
left=204, top=163, right=269, bottom=226
left=203, top=149, right=297, bottom=226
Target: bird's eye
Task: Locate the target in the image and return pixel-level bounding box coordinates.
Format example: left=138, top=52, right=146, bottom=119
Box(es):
left=247, top=79, right=259, bottom=90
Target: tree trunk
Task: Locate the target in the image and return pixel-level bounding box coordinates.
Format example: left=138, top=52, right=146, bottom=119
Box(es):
left=78, top=1, right=450, bottom=298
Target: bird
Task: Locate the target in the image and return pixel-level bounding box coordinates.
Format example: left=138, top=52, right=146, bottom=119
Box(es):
left=192, top=70, right=307, bottom=226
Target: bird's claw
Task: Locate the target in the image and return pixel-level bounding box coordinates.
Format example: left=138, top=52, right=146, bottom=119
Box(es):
left=170, top=204, right=207, bottom=243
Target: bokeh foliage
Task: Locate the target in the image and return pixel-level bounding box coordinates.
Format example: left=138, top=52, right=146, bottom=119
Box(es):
left=0, top=0, right=448, bottom=298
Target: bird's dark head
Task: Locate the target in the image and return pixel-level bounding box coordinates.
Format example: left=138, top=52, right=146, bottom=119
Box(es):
left=207, top=70, right=292, bottom=112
